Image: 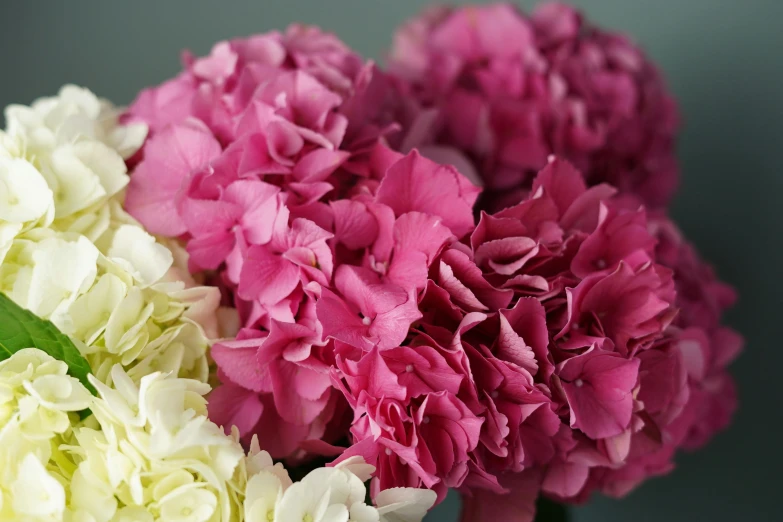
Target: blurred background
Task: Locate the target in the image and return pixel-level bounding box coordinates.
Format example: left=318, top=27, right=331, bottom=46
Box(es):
left=1, top=1, right=778, bottom=520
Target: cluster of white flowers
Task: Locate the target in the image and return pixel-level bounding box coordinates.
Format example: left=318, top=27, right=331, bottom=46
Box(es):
left=0, top=349, right=94, bottom=520
left=0, top=86, right=218, bottom=384
left=241, top=451, right=435, bottom=522
left=0, top=349, right=434, bottom=522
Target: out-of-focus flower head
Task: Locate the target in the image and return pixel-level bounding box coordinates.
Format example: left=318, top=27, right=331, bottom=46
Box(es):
left=388, top=2, right=679, bottom=211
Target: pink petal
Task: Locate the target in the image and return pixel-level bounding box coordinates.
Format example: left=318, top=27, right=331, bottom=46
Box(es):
left=459, top=470, right=540, bottom=522
left=125, top=119, right=221, bottom=236
left=207, top=382, right=263, bottom=436
left=239, top=245, right=301, bottom=304
left=331, top=200, right=379, bottom=250
left=542, top=460, right=590, bottom=498
left=211, top=337, right=269, bottom=393
left=393, top=211, right=454, bottom=262
left=317, top=288, right=372, bottom=349
left=561, top=350, right=640, bottom=439
left=270, top=361, right=330, bottom=424
left=376, top=149, right=480, bottom=238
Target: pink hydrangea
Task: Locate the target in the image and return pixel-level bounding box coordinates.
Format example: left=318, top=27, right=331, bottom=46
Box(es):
left=123, top=26, right=409, bottom=457
left=388, top=2, right=679, bottom=211
left=123, top=23, right=739, bottom=522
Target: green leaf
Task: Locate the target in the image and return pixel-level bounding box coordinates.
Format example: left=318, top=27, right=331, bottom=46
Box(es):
left=0, top=292, right=96, bottom=395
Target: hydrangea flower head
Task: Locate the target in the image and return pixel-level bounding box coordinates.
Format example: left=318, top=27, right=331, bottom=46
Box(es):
left=388, top=2, right=679, bottom=210
left=0, top=86, right=218, bottom=383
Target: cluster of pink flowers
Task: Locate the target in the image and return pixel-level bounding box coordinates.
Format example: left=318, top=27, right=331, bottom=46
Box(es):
left=125, top=25, right=405, bottom=457
left=388, top=2, right=679, bottom=211
left=122, top=8, right=740, bottom=522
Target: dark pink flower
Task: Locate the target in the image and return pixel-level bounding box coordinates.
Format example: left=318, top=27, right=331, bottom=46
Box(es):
left=317, top=265, right=422, bottom=351
left=337, top=388, right=483, bottom=500
left=389, top=2, right=679, bottom=209
left=460, top=470, right=541, bottom=522
left=556, top=347, right=640, bottom=440
left=562, top=261, right=675, bottom=357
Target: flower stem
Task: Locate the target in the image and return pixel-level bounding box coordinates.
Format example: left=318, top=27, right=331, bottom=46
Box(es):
left=535, top=497, right=570, bottom=522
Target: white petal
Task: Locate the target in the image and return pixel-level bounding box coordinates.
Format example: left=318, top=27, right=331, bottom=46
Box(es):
left=0, top=222, right=22, bottom=264
left=108, top=224, right=173, bottom=287
left=27, top=235, right=99, bottom=320
left=321, top=503, right=349, bottom=522
left=47, top=144, right=106, bottom=216
left=351, top=503, right=381, bottom=522
left=110, top=122, right=148, bottom=159
left=24, top=374, right=92, bottom=411
left=158, top=485, right=217, bottom=522
left=334, top=455, right=376, bottom=482
left=11, top=453, right=65, bottom=517
left=376, top=488, right=437, bottom=522
left=68, top=273, right=128, bottom=344
left=0, top=157, right=54, bottom=223
left=113, top=506, right=155, bottom=522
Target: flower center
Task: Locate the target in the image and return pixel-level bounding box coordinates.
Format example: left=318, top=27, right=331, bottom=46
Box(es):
left=361, top=316, right=371, bottom=326
left=303, top=514, right=314, bottom=522
left=574, top=378, right=584, bottom=387
left=405, top=364, right=414, bottom=373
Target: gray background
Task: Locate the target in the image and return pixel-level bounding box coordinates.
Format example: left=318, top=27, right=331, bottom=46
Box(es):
left=1, top=1, right=778, bottom=520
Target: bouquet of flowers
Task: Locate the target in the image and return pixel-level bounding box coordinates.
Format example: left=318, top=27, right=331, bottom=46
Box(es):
left=0, top=3, right=740, bottom=521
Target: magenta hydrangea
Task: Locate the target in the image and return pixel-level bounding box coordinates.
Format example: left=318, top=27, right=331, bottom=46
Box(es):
left=123, top=22, right=739, bottom=522
left=387, top=2, right=679, bottom=211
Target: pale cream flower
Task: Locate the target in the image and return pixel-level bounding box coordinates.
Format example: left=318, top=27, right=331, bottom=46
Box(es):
left=3, top=233, right=100, bottom=328
left=66, top=365, right=246, bottom=522
left=1, top=219, right=215, bottom=385
left=107, top=224, right=173, bottom=287
left=11, top=453, right=66, bottom=519
left=0, top=350, right=90, bottom=521
left=45, top=141, right=129, bottom=218
left=243, top=448, right=435, bottom=522
left=4, top=84, right=147, bottom=160
left=0, top=156, right=55, bottom=226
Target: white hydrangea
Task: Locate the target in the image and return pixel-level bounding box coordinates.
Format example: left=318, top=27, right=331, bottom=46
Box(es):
left=4, top=84, right=147, bottom=161
left=67, top=365, right=246, bottom=522
left=242, top=452, right=436, bottom=522
left=0, top=349, right=92, bottom=521
left=1, top=86, right=217, bottom=385
left=0, top=227, right=216, bottom=384
left=0, top=350, right=435, bottom=522
left=0, top=153, right=55, bottom=264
